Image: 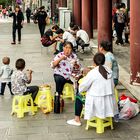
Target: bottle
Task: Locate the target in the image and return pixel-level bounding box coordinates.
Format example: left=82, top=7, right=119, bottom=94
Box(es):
left=54, top=92, right=60, bottom=113
left=60, top=95, right=64, bottom=113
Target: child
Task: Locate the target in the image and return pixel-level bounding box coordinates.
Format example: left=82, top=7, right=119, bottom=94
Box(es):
left=11, top=58, right=39, bottom=104
left=67, top=53, right=118, bottom=126
left=0, top=57, right=13, bottom=95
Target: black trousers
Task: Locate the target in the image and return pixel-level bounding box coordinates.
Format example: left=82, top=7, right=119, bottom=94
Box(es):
left=0, top=82, right=13, bottom=95
left=23, top=86, right=39, bottom=101
left=38, top=24, right=46, bottom=37
left=12, top=26, right=21, bottom=42
left=75, top=97, right=84, bottom=116
left=76, top=37, right=87, bottom=50
left=115, top=25, right=124, bottom=45
left=54, top=74, right=73, bottom=95
left=26, top=16, right=30, bottom=23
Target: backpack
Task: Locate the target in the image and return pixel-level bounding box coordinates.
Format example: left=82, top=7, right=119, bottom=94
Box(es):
left=117, top=11, right=125, bottom=23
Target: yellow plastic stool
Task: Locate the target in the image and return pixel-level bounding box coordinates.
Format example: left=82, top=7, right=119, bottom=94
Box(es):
left=85, top=117, right=113, bottom=133
left=34, top=86, right=53, bottom=113
left=63, top=83, right=75, bottom=101
left=11, top=94, right=36, bottom=118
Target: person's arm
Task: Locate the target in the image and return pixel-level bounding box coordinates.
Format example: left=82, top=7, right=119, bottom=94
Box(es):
left=56, top=37, right=65, bottom=43
left=9, top=12, right=14, bottom=17
left=0, top=67, right=3, bottom=76
left=23, top=70, right=32, bottom=84
left=52, top=55, right=67, bottom=68
left=79, top=70, right=94, bottom=93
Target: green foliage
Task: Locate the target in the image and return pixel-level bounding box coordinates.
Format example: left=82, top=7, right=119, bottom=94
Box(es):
left=0, top=0, right=13, bottom=7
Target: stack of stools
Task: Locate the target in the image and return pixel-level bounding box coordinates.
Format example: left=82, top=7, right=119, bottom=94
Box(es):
left=11, top=94, right=37, bottom=118
left=62, top=83, right=75, bottom=101
left=34, top=85, right=53, bottom=113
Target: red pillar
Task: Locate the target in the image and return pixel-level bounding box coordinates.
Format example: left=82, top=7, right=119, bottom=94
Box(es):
left=73, top=0, right=81, bottom=27
left=98, top=0, right=112, bottom=50
left=51, top=0, right=55, bottom=18
left=81, top=0, right=93, bottom=38
left=130, top=0, right=140, bottom=84
left=93, top=0, right=97, bottom=29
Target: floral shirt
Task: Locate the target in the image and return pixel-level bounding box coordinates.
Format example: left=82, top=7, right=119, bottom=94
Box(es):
left=11, top=70, right=29, bottom=95
left=51, top=52, right=78, bottom=80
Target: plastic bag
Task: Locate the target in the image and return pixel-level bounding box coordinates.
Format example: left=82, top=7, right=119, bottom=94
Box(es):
left=119, top=98, right=139, bottom=120
left=120, top=94, right=137, bottom=103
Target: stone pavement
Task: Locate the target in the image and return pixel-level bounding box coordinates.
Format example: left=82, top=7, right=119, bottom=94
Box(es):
left=0, top=21, right=140, bottom=140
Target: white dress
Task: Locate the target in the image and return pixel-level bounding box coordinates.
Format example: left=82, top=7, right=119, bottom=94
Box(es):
left=79, top=66, right=118, bottom=120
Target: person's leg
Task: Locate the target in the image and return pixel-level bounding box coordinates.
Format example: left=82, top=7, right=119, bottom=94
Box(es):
left=7, top=82, right=14, bottom=95
left=54, top=74, right=66, bottom=95
left=18, top=28, right=21, bottom=43
left=77, top=37, right=85, bottom=51
left=75, top=97, right=83, bottom=121
left=41, top=24, right=46, bottom=37
left=12, top=27, right=16, bottom=43
left=38, top=24, right=42, bottom=37
left=0, top=83, right=6, bottom=95
left=125, top=33, right=129, bottom=43
left=67, top=97, right=83, bottom=126
left=27, top=86, right=39, bottom=101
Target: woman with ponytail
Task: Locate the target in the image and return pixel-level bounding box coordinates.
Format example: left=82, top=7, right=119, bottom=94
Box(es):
left=67, top=53, right=118, bottom=126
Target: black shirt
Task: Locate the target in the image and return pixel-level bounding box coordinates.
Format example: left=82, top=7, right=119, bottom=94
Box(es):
left=9, top=11, right=24, bottom=28
left=35, top=10, right=47, bottom=25
left=45, top=29, right=53, bottom=37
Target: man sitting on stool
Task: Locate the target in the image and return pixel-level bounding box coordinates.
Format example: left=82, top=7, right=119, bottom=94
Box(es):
left=73, top=25, right=90, bottom=53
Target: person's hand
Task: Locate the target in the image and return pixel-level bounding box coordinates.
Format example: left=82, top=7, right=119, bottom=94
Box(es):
left=27, top=69, right=33, bottom=75
left=60, top=55, right=67, bottom=61
left=21, top=21, right=24, bottom=26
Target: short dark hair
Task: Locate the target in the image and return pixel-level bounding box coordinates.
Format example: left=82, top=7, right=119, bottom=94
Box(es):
left=40, top=6, right=45, bottom=10
left=52, top=25, right=59, bottom=30
left=73, top=25, right=79, bottom=31
left=55, top=28, right=64, bottom=34
left=69, top=22, right=75, bottom=28
left=64, top=41, right=73, bottom=50
left=16, top=58, right=25, bottom=70
left=15, top=5, right=20, bottom=9
left=100, top=41, right=112, bottom=52
left=120, top=3, right=126, bottom=8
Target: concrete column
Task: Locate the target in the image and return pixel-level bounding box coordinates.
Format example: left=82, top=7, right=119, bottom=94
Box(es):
left=73, top=0, right=81, bottom=27
left=93, top=0, right=97, bottom=29
left=98, top=0, right=112, bottom=50
left=81, top=0, right=93, bottom=38
left=130, top=0, right=140, bottom=84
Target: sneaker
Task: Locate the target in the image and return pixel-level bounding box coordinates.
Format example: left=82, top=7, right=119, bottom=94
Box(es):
left=18, top=41, right=21, bottom=44
left=11, top=42, right=16, bottom=45
left=67, top=119, right=81, bottom=126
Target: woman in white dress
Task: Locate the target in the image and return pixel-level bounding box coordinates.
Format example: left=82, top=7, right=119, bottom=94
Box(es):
left=67, top=53, right=118, bottom=126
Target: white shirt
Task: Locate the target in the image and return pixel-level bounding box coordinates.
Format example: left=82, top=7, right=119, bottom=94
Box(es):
left=63, top=31, right=77, bottom=47
left=76, top=30, right=89, bottom=44
left=0, top=65, right=13, bottom=82
left=79, top=66, right=114, bottom=97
